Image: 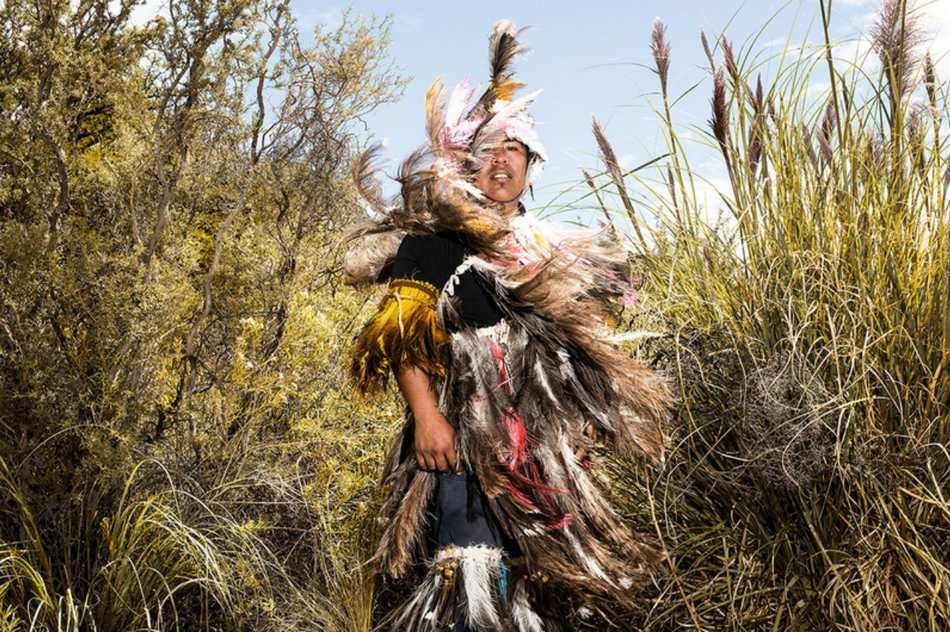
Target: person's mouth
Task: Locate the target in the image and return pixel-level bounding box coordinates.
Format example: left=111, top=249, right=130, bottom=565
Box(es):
left=490, top=170, right=513, bottom=184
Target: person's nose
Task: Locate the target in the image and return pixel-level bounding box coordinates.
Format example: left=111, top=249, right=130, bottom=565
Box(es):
left=491, top=147, right=508, bottom=165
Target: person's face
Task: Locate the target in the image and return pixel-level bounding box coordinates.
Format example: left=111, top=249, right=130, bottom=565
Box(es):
left=474, top=139, right=529, bottom=204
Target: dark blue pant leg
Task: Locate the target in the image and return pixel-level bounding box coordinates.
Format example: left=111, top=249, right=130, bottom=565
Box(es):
left=435, top=471, right=504, bottom=548
left=434, top=472, right=510, bottom=632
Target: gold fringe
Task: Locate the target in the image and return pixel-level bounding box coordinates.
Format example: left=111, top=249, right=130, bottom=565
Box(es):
left=351, top=278, right=449, bottom=394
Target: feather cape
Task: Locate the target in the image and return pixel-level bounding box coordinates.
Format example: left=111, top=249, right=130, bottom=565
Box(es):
left=356, top=215, right=672, bottom=602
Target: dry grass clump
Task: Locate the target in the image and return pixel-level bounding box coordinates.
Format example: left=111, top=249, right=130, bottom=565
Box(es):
left=738, top=348, right=840, bottom=492
left=0, top=458, right=269, bottom=631
left=586, top=1, right=949, bottom=629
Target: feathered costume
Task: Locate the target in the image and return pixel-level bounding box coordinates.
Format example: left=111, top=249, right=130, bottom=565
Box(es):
left=345, top=20, right=672, bottom=631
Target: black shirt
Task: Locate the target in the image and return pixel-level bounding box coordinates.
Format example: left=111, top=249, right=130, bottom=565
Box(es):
left=390, top=232, right=503, bottom=330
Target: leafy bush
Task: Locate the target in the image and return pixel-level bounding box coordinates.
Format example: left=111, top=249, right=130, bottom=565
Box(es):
left=0, top=1, right=405, bottom=629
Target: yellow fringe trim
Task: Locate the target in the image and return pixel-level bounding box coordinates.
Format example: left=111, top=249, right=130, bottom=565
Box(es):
left=350, top=278, right=449, bottom=394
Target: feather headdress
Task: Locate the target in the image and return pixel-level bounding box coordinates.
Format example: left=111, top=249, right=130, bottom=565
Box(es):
left=342, top=19, right=547, bottom=285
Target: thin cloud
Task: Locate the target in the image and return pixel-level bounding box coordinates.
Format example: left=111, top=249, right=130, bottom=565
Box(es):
left=128, top=0, right=166, bottom=26
left=318, top=7, right=344, bottom=31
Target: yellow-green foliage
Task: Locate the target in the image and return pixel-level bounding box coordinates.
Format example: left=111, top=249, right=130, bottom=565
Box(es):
left=584, top=2, right=949, bottom=630
left=4, top=0, right=946, bottom=630
left=0, top=0, right=406, bottom=630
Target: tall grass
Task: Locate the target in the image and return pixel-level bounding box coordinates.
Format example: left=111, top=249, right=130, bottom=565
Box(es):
left=586, top=0, right=949, bottom=628
left=0, top=458, right=275, bottom=631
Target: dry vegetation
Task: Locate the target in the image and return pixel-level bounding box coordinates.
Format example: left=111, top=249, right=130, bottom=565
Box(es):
left=584, top=1, right=949, bottom=629
left=0, top=0, right=947, bottom=630
left=0, top=0, right=407, bottom=629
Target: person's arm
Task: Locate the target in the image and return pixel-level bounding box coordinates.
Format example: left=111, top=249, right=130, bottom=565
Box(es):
left=396, top=366, right=458, bottom=472
left=350, top=235, right=458, bottom=472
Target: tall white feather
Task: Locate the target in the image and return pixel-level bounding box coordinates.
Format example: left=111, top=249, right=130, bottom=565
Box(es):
left=438, top=545, right=505, bottom=629
left=511, top=579, right=545, bottom=632
left=446, top=80, right=478, bottom=127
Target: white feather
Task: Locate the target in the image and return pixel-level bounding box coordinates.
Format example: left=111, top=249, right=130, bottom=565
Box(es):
left=511, top=579, right=545, bottom=632
left=470, top=90, right=543, bottom=155
left=445, top=80, right=477, bottom=126
left=534, top=357, right=559, bottom=404
left=608, top=330, right=665, bottom=343
left=564, top=526, right=613, bottom=585
left=438, top=545, right=505, bottom=629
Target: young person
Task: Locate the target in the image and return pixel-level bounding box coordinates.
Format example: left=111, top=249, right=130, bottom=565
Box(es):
left=345, top=21, right=671, bottom=632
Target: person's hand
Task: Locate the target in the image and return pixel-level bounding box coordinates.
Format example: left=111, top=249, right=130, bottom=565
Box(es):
left=414, top=410, right=459, bottom=472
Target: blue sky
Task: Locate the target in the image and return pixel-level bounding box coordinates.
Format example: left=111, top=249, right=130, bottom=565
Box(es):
left=131, top=0, right=950, bottom=223
left=291, top=0, right=944, bottom=221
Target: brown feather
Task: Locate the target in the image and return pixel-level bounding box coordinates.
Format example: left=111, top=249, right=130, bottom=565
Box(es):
left=340, top=228, right=402, bottom=286
left=371, top=469, right=435, bottom=578
left=468, top=20, right=529, bottom=119
left=488, top=19, right=526, bottom=86
left=350, top=142, right=388, bottom=214
left=425, top=77, right=445, bottom=146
